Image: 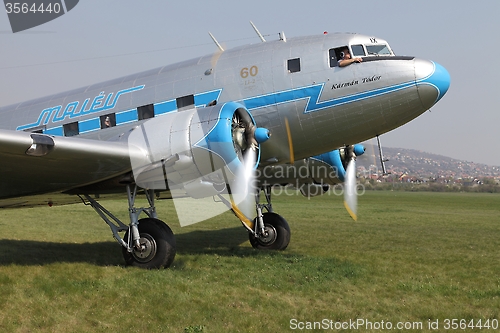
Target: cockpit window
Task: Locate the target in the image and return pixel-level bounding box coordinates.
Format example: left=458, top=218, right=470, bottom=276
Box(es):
left=366, top=44, right=392, bottom=56
left=328, top=49, right=338, bottom=67
left=351, top=44, right=365, bottom=57
left=329, top=46, right=349, bottom=67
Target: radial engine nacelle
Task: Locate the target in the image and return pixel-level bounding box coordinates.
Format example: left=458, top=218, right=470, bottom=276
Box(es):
left=311, top=144, right=365, bottom=183
left=127, top=102, right=268, bottom=198
left=259, top=144, right=365, bottom=197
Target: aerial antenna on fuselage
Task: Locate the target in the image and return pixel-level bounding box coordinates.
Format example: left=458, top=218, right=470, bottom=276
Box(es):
left=208, top=32, right=224, bottom=52
left=279, top=31, right=287, bottom=42
left=249, top=21, right=266, bottom=42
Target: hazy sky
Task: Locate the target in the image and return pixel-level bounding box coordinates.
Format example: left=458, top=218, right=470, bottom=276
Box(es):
left=1, top=0, right=499, bottom=166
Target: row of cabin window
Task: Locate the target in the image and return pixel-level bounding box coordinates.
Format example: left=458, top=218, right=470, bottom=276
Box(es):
left=62, top=94, right=196, bottom=136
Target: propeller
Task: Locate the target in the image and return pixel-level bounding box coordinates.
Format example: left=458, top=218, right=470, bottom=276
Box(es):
left=343, top=155, right=357, bottom=221
left=232, top=144, right=257, bottom=221
left=229, top=112, right=269, bottom=223
left=343, top=145, right=361, bottom=221
left=233, top=116, right=293, bottom=218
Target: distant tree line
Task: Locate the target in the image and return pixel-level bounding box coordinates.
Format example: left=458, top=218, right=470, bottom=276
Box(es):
left=360, top=179, right=500, bottom=193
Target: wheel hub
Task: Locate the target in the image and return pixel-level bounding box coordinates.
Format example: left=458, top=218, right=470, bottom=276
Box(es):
left=257, top=225, right=277, bottom=245
left=132, top=233, right=157, bottom=263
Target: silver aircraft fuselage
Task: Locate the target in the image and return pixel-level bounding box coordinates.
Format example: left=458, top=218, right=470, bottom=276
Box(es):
left=0, top=32, right=450, bottom=196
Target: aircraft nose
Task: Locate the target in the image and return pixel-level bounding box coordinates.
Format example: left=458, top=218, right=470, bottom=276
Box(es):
left=414, top=59, right=451, bottom=109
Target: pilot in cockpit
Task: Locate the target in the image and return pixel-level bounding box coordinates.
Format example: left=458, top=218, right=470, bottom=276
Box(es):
left=338, top=47, right=363, bottom=67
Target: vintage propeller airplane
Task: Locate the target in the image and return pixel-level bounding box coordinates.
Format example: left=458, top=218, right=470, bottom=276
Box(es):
left=0, top=28, right=450, bottom=269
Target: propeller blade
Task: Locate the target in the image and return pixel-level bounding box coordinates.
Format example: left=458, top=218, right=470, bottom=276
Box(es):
left=343, top=157, right=358, bottom=221
left=228, top=108, right=269, bottom=226
left=231, top=147, right=257, bottom=221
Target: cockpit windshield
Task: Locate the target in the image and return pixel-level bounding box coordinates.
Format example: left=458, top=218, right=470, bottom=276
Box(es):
left=366, top=44, right=392, bottom=56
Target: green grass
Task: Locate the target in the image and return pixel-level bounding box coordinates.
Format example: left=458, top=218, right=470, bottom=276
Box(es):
left=0, top=191, right=499, bottom=332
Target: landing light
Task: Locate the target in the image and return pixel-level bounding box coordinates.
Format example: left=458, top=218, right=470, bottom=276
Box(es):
left=25, top=134, right=54, bottom=157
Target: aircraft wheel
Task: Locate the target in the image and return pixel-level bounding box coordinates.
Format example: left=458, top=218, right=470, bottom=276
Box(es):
left=249, top=212, right=291, bottom=250
left=122, top=218, right=176, bottom=269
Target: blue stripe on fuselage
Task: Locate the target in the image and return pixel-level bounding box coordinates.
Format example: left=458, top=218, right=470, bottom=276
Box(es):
left=18, top=78, right=419, bottom=136
left=79, top=118, right=100, bottom=134
left=116, top=109, right=138, bottom=125
left=242, top=81, right=416, bottom=113
left=30, top=89, right=223, bottom=135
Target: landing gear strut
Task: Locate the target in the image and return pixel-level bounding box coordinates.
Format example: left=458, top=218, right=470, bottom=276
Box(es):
left=249, top=185, right=291, bottom=250
left=82, top=185, right=176, bottom=269
left=218, top=185, right=291, bottom=250
left=223, top=186, right=290, bottom=250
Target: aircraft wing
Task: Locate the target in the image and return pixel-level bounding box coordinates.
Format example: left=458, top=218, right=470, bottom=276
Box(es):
left=0, top=102, right=262, bottom=209
left=0, top=129, right=144, bottom=207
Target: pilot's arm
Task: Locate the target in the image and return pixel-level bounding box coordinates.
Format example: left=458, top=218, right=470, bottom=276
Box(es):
left=338, top=57, right=363, bottom=67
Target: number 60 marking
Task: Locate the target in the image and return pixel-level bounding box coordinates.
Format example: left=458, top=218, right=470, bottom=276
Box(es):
left=240, top=66, right=258, bottom=78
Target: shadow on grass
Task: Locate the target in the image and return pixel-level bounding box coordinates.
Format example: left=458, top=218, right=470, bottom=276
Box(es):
left=175, top=227, right=367, bottom=282
left=175, top=226, right=250, bottom=255
left=0, top=227, right=365, bottom=282
left=0, top=227, right=251, bottom=266
left=0, top=239, right=121, bottom=266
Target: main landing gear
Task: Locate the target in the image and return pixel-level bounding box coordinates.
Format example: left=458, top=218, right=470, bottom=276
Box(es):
left=246, top=185, right=291, bottom=251
left=82, top=185, right=176, bottom=269
left=82, top=184, right=289, bottom=269
left=218, top=185, right=291, bottom=250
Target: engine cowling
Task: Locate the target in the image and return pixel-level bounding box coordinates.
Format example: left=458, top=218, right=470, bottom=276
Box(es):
left=258, top=144, right=365, bottom=197
left=127, top=102, right=267, bottom=198
left=310, top=144, right=365, bottom=184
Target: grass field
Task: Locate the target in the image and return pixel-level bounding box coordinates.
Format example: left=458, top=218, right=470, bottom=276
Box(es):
left=0, top=191, right=499, bottom=332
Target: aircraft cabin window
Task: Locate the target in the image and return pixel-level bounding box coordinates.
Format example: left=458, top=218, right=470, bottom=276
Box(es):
left=176, top=94, right=195, bottom=111
left=64, top=122, right=79, bottom=136
left=138, top=104, right=155, bottom=120
left=366, top=44, right=391, bottom=56
left=100, top=113, right=116, bottom=129
left=351, top=44, right=365, bottom=57
left=287, top=58, right=301, bottom=73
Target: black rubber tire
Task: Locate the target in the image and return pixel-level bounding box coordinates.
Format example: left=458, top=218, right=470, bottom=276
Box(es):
left=249, top=212, right=291, bottom=250
left=122, top=218, right=176, bottom=269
